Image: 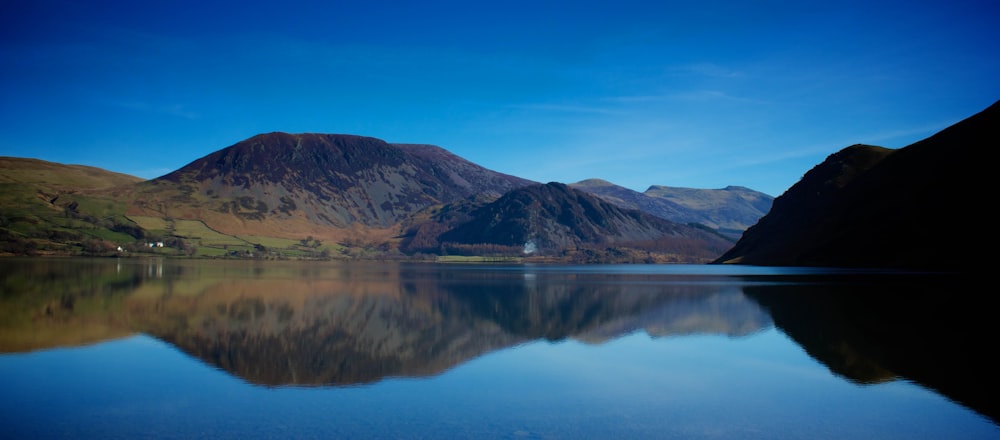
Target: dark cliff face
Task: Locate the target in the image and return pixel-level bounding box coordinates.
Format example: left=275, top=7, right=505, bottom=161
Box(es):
left=438, top=182, right=734, bottom=261
left=714, top=99, right=997, bottom=271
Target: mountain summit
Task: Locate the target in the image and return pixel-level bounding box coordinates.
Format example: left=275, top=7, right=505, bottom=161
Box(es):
left=128, top=132, right=534, bottom=237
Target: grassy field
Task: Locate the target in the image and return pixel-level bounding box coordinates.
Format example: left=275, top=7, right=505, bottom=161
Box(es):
left=172, top=220, right=248, bottom=246
left=2, top=160, right=415, bottom=260
left=128, top=216, right=250, bottom=246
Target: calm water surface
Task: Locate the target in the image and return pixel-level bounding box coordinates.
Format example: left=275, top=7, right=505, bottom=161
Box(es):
left=0, top=258, right=995, bottom=439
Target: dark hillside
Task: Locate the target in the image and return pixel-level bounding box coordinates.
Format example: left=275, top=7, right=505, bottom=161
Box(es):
left=440, top=182, right=734, bottom=262
left=714, top=99, right=997, bottom=271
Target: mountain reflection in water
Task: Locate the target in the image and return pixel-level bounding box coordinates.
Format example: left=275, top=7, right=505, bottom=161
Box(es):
left=0, top=258, right=994, bottom=427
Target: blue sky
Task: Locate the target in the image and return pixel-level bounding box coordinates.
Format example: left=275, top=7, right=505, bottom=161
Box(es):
left=2, top=0, right=998, bottom=197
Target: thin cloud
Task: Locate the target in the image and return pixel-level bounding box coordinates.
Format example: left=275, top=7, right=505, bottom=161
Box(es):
left=668, top=63, right=745, bottom=79
left=108, top=101, right=200, bottom=120
left=668, top=90, right=760, bottom=103
left=720, top=144, right=835, bottom=169
left=855, top=121, right=953, bottom=147
left=601, top=95, right=669, bottom=103
left=507, top=103, right=621, bottom=115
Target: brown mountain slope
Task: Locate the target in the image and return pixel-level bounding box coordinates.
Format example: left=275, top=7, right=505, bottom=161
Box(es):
left=713, top=99, right=997, bottom=271
left=0, top=157, right=145, bottom=255
left=124, top=132, right=535, bottom=241
left=0, top=157, right=143, bottom=189
left=393, top=143, right=532, bottom=198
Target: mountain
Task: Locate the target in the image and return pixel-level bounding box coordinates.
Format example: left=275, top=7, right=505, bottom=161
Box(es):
left=1, top=132, right=751, bottom=262
left=713, top=99, right=998, bottom=271
left=125, top=132, right=535, bottom=238
left=0, top=157, right=142, bottom=189
left=0, top=157, right=144, bottom=255
left=435, top=182, right=735, bottom=263
left=570, top=179, right=772, bottom=239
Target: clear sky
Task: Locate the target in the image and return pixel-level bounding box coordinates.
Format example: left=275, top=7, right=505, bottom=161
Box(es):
left=2, top=0, right=998, bottom=197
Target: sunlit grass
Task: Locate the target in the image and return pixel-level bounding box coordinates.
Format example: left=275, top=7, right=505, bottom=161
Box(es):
left=125, top=215, right=169, bottom=233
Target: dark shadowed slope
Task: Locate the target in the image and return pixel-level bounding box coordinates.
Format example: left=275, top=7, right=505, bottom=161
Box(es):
left=714, top=99, right=997, bottom=271
left=440, top=182, right=735, bottom=262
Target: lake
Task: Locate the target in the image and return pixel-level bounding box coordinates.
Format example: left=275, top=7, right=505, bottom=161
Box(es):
left=0, top=257, right=995, bottom=439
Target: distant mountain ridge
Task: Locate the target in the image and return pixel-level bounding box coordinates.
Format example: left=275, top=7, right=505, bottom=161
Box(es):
left=570, top=179, right=772, bottom=239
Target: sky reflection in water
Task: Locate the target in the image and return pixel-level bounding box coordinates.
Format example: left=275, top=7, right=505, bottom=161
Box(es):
left=2, top=331, right=990, bottom=440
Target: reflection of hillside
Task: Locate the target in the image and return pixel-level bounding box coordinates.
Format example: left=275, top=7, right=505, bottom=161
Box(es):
left=742, top=273, right=997, bottom=425
left=437, top=271, right=770, bottom=343
left=126, top=277, right=522, bottom=386
left=121, top=265, right=771, bottom=387
left=5, top=259, right=995, bottom=426
left=0, top=258, right=152, bottom=352
left=578, top=288, right=770, bottom=343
